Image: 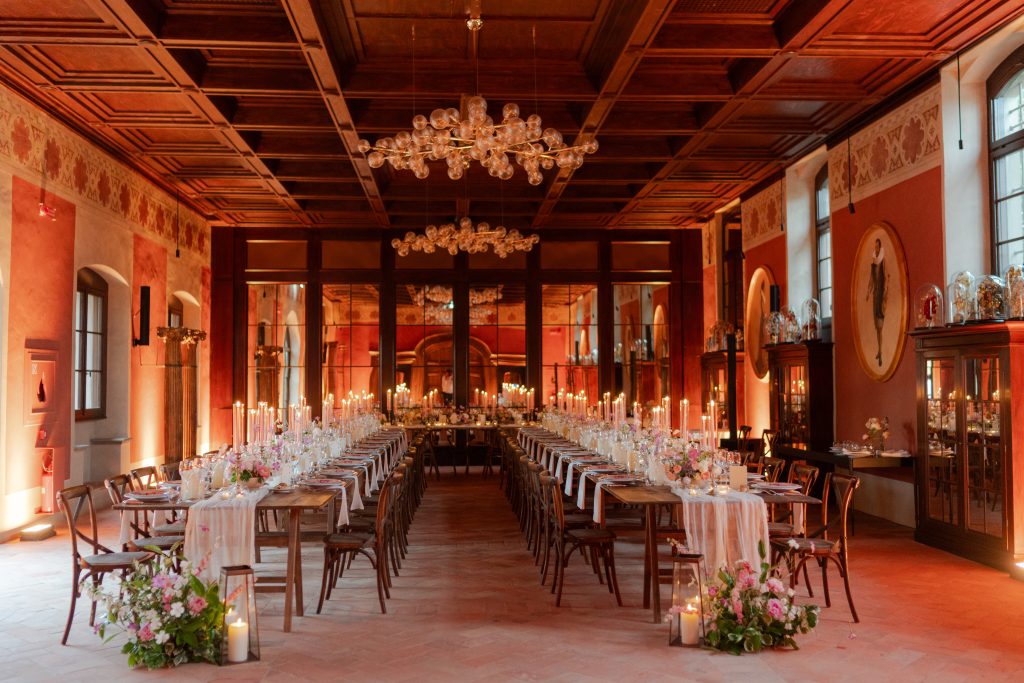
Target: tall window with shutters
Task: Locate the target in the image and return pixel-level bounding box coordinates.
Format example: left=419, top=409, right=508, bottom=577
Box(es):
left=74, top=268, right=107, bottom=420
left=814, top=165, right=832, bottom=323
left=989, top=47, right=1024, bottom=273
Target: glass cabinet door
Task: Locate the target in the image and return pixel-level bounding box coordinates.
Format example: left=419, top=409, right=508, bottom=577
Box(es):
left=963, top=355, right=1003, bottom=538
left=779, top=361, right=808, bottom=449
left=924, top=356, right=957, bottom=526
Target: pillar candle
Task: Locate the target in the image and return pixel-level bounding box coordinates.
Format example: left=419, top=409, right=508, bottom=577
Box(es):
left=679, top=605, right=700, bottom=645
left=227, top=617, right=249, bottom=663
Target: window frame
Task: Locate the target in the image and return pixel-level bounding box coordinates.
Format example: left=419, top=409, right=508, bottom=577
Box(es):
left=988, top=45, right=1024, bottom=274
left=167, top=295, right=183, bottom=328
left=74, top=267, right=108, bottom=421
left=814, top=163, right=832, bottom=324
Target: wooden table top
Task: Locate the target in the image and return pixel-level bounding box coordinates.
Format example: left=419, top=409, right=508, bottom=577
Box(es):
left=605, top=485, right=680, bottom=506
left=113, top=487, right=338, bottom=512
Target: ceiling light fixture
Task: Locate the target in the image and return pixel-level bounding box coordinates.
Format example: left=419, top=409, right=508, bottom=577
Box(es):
left=357, top=14, right=597, bottom=185
left=392, top=217, right=538, bottom=258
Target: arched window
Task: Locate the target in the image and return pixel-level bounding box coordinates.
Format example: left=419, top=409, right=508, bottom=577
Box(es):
left=75, top=268, right=107, bottom=420
left=990, top=47, right=1024, bottom=273
left=168, top=294, right=183, bottom=328
left=814, top=164, right=832, bottom=322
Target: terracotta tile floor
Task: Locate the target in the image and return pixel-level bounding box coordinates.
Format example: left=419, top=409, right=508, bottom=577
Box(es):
left=2, top=473, right=1024, bottom=682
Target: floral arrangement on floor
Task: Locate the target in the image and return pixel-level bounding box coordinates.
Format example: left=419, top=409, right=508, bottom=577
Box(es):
left=87, top=551, right=226, bottom=669
left=662, top=443, right=714, bottom=482
left=862, top=416, right=890, bottom=450
left=703, top=542, right=819, bottom=654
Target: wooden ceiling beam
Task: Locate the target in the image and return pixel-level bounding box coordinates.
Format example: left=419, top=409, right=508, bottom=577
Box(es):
left=80, top=0, right=312, bottom=227
left=532, top=0, right=677, bottom=227
left=279, top=0, right=390, bottom=226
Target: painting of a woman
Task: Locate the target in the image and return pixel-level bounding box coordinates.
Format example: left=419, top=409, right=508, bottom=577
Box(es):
left=866, top=238, right=887, bottom=367
left=852, top=223, right=907, bottom=382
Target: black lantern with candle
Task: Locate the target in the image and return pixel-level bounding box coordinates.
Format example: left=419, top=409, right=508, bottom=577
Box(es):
left=219, top=565, right=260, bottom=665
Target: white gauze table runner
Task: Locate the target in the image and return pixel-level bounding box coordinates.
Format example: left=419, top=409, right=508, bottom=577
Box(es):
left=185, top=486, right=268, bottom=581
left=674, top=489, right=769, bottom=575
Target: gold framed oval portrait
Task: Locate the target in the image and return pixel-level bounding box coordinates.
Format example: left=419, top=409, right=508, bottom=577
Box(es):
left=744, top=266, right=775, bottom=380
left=850, top=221, right=909, bottom=382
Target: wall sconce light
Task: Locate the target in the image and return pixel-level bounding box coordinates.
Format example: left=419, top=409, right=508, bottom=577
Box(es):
left=37, top=202, right=56, bottom=221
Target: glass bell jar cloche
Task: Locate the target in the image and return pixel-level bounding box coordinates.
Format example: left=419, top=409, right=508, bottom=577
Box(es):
left=762, top=309, right=786, bottom=345
left=800, top=298, right=822, bottom=341
left=781, top=306, right=801, bottom=343
left=946, top=271, right=975, bottom=325
left=1005, top=264, right=1024, bottom=319
left=914, top=284, right=944, bottom=328
left=973, top=274, right=1006, bottom=321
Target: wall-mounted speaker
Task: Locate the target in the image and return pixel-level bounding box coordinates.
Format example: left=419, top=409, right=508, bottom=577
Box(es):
left=133, top=285, right=151, bottom=347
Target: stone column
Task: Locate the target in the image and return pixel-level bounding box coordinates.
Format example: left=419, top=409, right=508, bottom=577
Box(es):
left=158, top=327, right=207, bottom=463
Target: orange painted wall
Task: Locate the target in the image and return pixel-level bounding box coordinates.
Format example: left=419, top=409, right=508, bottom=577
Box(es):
left=743, top=233, right=788, bottom=434
left=5, top=178, right=75, bottom=510
left=130, top=234, right=167, bottom=463
left=830, top=167, right=944, bottom=450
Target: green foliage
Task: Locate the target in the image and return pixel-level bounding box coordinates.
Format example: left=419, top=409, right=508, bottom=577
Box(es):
left=86, top=547, right=226, bottom=669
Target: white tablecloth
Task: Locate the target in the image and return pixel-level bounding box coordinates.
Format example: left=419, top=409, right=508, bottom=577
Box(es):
left=185, top=486, right=268, bottom=581
left=673, top=489, right=769, bottom=575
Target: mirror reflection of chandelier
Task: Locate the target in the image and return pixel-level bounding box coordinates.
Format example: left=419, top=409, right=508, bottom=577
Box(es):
left=407, top=285, right=502, bottom=325
left=392, top=217, right=538, bottom=258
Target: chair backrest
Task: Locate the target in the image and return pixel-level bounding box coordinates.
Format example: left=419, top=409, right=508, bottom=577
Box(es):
left=131, top=466, right=158, bottom=489
left=549, top=476, right=567, bottom=531
left=104, top=474, right=133, bottom=505
left=820, top=472, right=860, bottom=551
left=737, top=425, right=752, bottom=442
left=158, top=462, right=180, bottom=482
left=762, top=456, right=786, bottom=483
left=58, top=484, right=111, bottom=561
left=790, top=463, right=819, bottom=495
left=761, top=429, right=778, bottom=458
left=376, top=472, right=401, bottom=538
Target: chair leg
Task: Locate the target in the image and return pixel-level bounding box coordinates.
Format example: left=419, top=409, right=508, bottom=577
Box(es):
left=555, top=545, right=570, bottom=607
left=88, top=574, right=100, bottom=626
left=605, top=544, right=623, bottom=607
left=802, top=561, right=814, bottom=597
left=61, top=568, right=82, bottom=645
left=820, top=558, right=832, bottom=607
left=375, top=559, right=388, bottom=615
left=317, top=550, right=333, bottom=614
left=835, top=556, right=859, bottom=623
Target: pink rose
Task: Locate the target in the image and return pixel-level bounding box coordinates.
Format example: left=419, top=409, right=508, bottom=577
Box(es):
left=767, top=598, right=785, bottom=620
left=187, top=596, right=208, bottom=615
left=766, top=577, right=785, bottom=595
left=138, top=624, right=154, bottom=642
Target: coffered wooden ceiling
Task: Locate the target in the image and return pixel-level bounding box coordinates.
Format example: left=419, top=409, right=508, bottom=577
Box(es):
left=1, top=0, right=1022, bottom=231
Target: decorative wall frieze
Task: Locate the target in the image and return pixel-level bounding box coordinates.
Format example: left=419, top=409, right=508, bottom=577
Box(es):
left=742, top=179, right=786, bottom=251
left=828, top=85, right=942, bottom=207
left=0, top=83, right=209, bottom=257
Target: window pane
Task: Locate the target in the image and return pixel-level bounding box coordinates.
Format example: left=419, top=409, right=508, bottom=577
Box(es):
left=998, top=240, right=1024, bottom=272
left=73, top=329, right=82, bottom=374
left=993, top=71, right=1024, bottom=141
left=613, top=283, right=670, bottom=414
left=85, top=371, right=102, bottom=410
left=86, top=332, right=103, bottom=371
left=993, top=149, right=1024, bottom=199
left=816, top=177, right=830, bottom=221
left=247, top=283, right=306, bottom=409
left=74, top=370, right=81, bottom=411
left=995, top=194, right=1024, bottom=244
left=87, top=294, right=103, bottom=332
left=75, top=291, right=84, bottom=332
left=820, top=287, right=833, bottom=320
left=542, top=284, right=598, bottom=408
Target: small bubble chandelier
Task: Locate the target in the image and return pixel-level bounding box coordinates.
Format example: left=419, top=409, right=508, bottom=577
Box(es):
left=391, top=216, right=538, bottom=258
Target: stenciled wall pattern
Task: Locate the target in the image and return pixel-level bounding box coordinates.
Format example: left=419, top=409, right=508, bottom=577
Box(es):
left=0, top=84, right=209, bottom=257
left=828, top=85, right=942, bottom=206
left=742, top=179, right=786, bottom=251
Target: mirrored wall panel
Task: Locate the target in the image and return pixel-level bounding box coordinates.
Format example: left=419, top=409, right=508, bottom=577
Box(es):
left=396, top=284, right=454, bottom=407
left=614, top=283, right=670, bottom=410
left=541, top=284, right=599, bottom=407
left=322, top=284, right=380, bottom=406
left=247, top=283, right=306, bottom=410
left=469, top=283, right=527, bottom=410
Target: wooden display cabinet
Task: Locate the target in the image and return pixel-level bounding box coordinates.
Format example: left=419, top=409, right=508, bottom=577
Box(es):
left=911, top=323, right=1024, bottom=572
left=700, top=351, right=745, bottom=436
left=766, top=341, right=834, bottom=452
